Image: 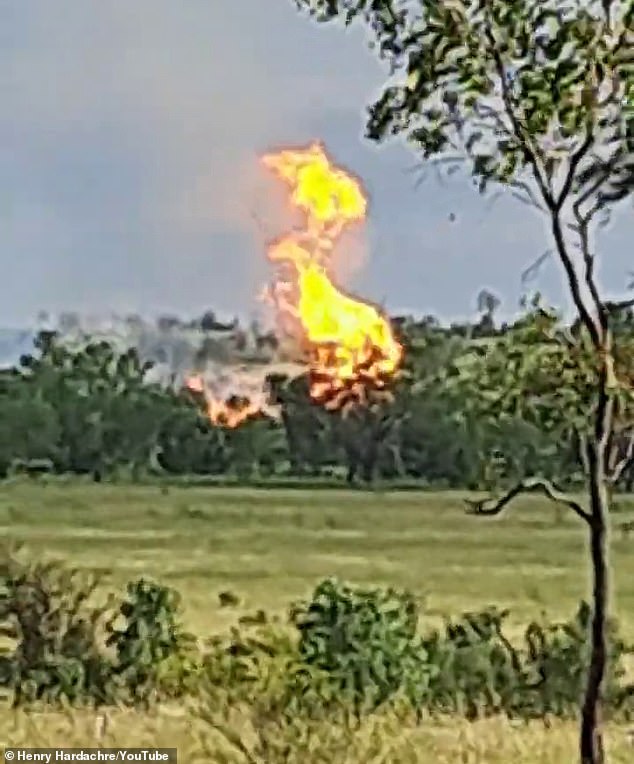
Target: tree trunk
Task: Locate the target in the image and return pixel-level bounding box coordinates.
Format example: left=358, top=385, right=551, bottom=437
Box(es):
left=361, top=454, right=376, bottom=484
left=579, top=440, right=610, bottom=764
left=345, top=452, right=358, bottom=485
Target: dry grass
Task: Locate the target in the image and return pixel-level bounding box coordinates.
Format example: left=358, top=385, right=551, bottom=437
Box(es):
left=1, top=706, right=632, bottom=763
left=1, top=480, right=634, bottom=762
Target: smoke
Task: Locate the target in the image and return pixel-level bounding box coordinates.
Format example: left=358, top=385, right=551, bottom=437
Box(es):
left=192, top=360, right=306, bottom=419
left=44, top=311, right=305, bottom=414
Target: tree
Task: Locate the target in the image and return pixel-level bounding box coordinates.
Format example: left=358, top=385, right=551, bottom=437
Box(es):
left=57, top=311, right=80, bottom=334
left=474, top=288, right=501, bottom=336
left=293, top=1, right=633, bottom=761
left=266, top=372, right=339, bottom=475
left=0, top=372, right=60, bottom=477
left=331, top=396, right=402, bottom=484
left=157, top=315, right=181, bottom=333
left=13, top=332, right=170, bottom=478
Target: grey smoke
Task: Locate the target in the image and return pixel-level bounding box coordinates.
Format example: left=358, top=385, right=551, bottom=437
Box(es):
left=14, top=312, right=307, bottom=413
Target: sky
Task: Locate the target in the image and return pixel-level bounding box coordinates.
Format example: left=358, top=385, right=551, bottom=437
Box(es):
left=2, top=0, right=632, bottom=328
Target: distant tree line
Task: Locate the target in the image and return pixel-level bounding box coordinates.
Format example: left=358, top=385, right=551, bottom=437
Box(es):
left=1, top=304, right=633, bottom=491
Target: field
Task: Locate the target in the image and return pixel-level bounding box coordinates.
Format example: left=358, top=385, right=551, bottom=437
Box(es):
left=1, top=481, right=634, bottom=761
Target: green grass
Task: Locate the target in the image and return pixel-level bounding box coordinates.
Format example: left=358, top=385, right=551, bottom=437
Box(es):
left=1, top=481, right=634, bottom=638
left=1, top=480, right=634, bottom=762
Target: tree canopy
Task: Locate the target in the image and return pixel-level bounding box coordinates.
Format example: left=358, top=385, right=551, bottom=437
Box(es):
left=1, top=313, right=632, bottom=490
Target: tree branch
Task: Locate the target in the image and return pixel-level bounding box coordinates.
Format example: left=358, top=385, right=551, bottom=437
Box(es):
left=555, top=129, right=594, bottom=212
left=481, top=16, right=554, bottom=209
left=608, top=431, right=634, bottom=485
left=577, top=431, right=591, bottom=476
left=605, top=297, right=634, bottom=313
left=521, top=249, right=552, bottom=285
left=482, top=9, right=603, bottom=348
left=509, top=179, right=546, bottom=212
left=572, top=153, right=622, bottom=223
left=567, top=146, right=628, bottom=340
left=572, top=204, right=607, bottom=336
left=550, top=214, right=603, bottom=346
left=464, top=477, right=592, bottom=524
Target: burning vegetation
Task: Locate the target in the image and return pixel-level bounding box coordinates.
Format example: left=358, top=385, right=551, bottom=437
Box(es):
left=184, top=373, right=262, bottom=429
left=185, top=142, right=403, bottom=425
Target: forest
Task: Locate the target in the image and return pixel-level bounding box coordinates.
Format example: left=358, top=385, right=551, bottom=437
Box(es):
left=2, top=300, right=633, bottom=492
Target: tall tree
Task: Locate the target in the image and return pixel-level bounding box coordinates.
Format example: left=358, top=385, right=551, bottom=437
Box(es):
left=293, top=1, right=633, bottom=761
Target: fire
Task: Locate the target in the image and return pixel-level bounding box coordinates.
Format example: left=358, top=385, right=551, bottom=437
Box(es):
left=261, top=142, right=402, bottom=408
left=184, top=374, right=261, bottom=428
left=183, top=141, right=402, bottom=425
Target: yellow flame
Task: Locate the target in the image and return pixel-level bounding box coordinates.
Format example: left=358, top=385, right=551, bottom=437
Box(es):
left=184, top=374, right=260, bottom=428
left=262, top=142, right=402, bottom=406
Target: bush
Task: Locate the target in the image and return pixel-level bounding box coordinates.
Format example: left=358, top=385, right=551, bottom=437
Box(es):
left=521, top=601, right=629, bottom=717
left=290, top=578, right=431, bottom=715
left=288, top=581, right=633, bottom=721
left=418, top=606, right=524, bottom=718
left=2, top=554, right=632, bottom=725
left=0, top=552, right=203, bottom=707
left=200, top=613, right=406, bottom=721
left=0, top=547, right=113, bottom=705
left=106, top=578, right=197, bottom=702
left=417, top=602, right=632, bottom=719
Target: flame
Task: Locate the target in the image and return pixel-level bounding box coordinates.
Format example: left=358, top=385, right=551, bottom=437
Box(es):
left=261, top=142, right=402, bottom=408
left=183, top=141, right=402, bottom=426
left=184, top=374, right=261, bottom=428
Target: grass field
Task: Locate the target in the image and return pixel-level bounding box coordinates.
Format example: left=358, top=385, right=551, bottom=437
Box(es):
left=1, top=480, right=634, bottom=761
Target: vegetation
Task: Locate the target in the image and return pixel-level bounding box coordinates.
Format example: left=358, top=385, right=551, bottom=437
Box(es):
left=1, top=0, right=632, bottom=758
left=2, top=313, right=634, bottom=492
left=1, top=484, right=634, bottom=761
left=292, top=1, right=633, bottom=760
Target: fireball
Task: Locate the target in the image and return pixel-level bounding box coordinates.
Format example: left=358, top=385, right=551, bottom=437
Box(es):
left=262, top=142, right=402, bottom=408
left=186, top=141, right=402, bottom=425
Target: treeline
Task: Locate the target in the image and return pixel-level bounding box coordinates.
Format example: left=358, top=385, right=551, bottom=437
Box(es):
left=1, top=309, right=633, bottom=490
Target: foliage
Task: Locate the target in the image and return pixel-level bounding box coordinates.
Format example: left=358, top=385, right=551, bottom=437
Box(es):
left=418, top=606, right=525, bottom=717
left=520, top=601, right=629, bottom=716
left=106, top=578, right=196, bottom=701
left=294, top=0, right=633, bottom=211
left=0, top=547, right=113, bottom=705
left=0, top=550, right=202, bottom=706
left=1, top=315, right=633, bottom=490
left=289, top=0, right=634, bottom=497
left=0, top=547, right=632, bottom=722
left=197, top=582, right=634, bottom=726
left=291, top=577, right=431, bottom=713
left=418, top=602, right=631, bottom=719
left=288, top=5, right=632, bottom=756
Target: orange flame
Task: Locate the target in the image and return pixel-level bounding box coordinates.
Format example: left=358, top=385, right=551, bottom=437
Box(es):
left=261, top=142, right=402, bottom=407
left=184, top=374, right=261, bottom=428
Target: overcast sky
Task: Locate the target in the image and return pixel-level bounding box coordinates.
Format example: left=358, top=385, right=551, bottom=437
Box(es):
left=2, top=0, right=632, bottom=328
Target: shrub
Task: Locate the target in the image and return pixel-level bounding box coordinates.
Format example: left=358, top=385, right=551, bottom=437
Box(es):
left=418, top=602, right=632, bottom=720
left=0, top=547, right=113, bottom=705
left=419, top=607, right=528, bottom=718
left=290, top=578, right=431, bottom=715
left=521, top=601, right=630, bottom=717
left=2, top=553, right=632, bottom=725
left=201, top=621, right=302, bottom=708
left=106, top=578, right=196, bottom=702
left=201, top=617, right=378, bottom=719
